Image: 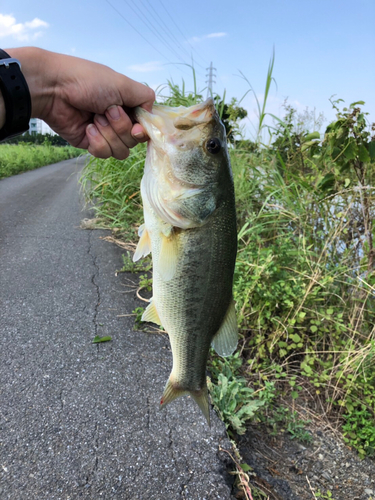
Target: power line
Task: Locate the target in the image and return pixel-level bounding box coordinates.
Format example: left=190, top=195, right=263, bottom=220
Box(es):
left=105, top=0, right=206, bottom=87
left=142, top=0, right=206, bottom=71
left=105, top=0, right=175, bottom=65
left=120, top=0, right=190, bottom=68
left=157, top=0, right=210, bottom=68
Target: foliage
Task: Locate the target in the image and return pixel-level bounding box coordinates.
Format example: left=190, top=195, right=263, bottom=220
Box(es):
left=232, top=97, right=375, bottom=455
left=3, top=132, right=70, bottom=146
left=132, top=306, right=145, bottom=330
left=342, top=405, right=375, bottom=459
left=0, top=143, right=82, bottom=179
left=92, top=335, right=112, bottom=343
left=138, top=274, right=152, bottom=293
left=156, top=65, right=203, bottom=107
left=208, top=352, right=265, bottom=436
left=117, top=251, right=151, bottom=274
left=270, top=102, right=321, bottom=175
left=208, top=353, right=312, bottom=441
left=238, top=47, right=276, bottom=143
left=214, top=97, right=248, bottom=143
left=318, top=98, right=375, bottom=271
left=314, top=490, right=335, bottom=499
left=267, top=406, right=312, bottom=443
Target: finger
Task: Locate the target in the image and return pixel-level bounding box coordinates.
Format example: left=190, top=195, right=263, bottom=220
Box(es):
left=131, top=123, right=148, bottom=143
left=105, top=105, right=138, bottom=149
left=86, top=123, right=112, bottom=159
left=117, top=79, right=155, bottom=112
left=94, top=114, right=130, bottom=160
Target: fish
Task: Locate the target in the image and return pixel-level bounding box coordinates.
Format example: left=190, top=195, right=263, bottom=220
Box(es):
left=133, top=98, right=238, bottom=425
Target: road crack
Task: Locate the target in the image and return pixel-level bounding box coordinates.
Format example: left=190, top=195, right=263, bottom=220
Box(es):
left=87, top=230, right=101, bottom=338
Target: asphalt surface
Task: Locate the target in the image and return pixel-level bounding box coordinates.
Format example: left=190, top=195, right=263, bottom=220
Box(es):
left=0, top=157, right=233, bottom=499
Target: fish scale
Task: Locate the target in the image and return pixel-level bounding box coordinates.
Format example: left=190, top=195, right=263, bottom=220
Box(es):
left=157, top=212, right=236, bottom=385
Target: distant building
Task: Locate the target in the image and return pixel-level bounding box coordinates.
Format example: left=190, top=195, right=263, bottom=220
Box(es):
left=29, top=118, right=42, bottom=135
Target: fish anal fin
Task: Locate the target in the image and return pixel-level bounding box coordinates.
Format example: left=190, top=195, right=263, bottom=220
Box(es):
left=157, top=232, right=179, bottom=281
left=133, top=224, right=151, bottom=262
left=160, top=378, right=210, bottom=426
left=141, top=299, right=162, bottom=326
left=211, top=299, right=238, bottom=357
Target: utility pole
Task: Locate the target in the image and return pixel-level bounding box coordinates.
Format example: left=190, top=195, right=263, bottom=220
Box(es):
left=206, top=62, right=216, bottom=99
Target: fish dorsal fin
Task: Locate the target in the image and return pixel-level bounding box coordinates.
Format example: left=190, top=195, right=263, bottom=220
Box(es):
left=157, top=231, right=179, bottom=281
left=211, top=299, right=238, bottom=357
left=141, top=299, right=162, bottom=326
left=133, top=224, right=151, bottom=262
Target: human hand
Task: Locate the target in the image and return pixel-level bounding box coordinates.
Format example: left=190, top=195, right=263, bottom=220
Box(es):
left=5, top=47, right=155, bottom=159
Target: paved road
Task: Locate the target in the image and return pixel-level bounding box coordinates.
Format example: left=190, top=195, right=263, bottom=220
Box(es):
left=0, top=157, right=233, bottom=499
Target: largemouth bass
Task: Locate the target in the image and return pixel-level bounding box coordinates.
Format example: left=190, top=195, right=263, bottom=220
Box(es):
left=133, top=98, right=238, bottom=424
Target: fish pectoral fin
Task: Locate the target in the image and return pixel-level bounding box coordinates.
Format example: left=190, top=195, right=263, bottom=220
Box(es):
left=141, top=299, right=162, bottom=326
left=157, top=231, right=179, bottom=281
left=211, top=299, right=238, bottom=357
left=133, top=224, right=151, bottom=262
left=160, top=378, right=210, bottom=426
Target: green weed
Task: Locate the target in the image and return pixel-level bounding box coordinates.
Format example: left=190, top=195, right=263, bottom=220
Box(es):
left=117, top=251, right=151, bottom=274
left=208, top=352, right=265, bottom=436
left=92, top=335, right=112, bottom=343
left=267, top=406, right=312, bottom=443
left=0, top=142, right=81, bottom=179
left=132, top=306, right=145, bottom=330
left=314, top=490, right=335, bottom=499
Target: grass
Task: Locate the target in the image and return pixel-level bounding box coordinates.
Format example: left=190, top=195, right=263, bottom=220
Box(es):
left=79, top=60, right=375, bottom=463
left=79, top=144, right=146, bottom=240
left=0, top=142, right=82, bottom=179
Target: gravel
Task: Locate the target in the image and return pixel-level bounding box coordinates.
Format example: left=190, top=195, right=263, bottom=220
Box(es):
left=238, top=421, right=375, bottom=500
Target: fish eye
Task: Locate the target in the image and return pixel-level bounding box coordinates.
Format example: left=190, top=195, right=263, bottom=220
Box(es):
left=206, top=138, right=221, bottom=154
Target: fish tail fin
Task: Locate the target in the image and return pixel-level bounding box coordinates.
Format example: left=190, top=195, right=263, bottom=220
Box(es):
left=191, top=384, right=210, bottom=426
left=160, top=378, right=186, bottom=408
left=160, top=377, right=210, bottom=426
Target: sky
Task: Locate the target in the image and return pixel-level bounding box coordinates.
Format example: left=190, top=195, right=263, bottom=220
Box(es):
left=0, top=0, right=374, bottom=138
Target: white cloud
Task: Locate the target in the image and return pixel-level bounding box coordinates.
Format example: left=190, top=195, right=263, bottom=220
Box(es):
left=206, top=32, right=227, bottom=39
left=0, top=14, right=49, bottom=41
left=188, top=32, right=227, bottom=44
left=25, top=18, right=48, bottom=29
left=127, top=61, right=164, bottom=73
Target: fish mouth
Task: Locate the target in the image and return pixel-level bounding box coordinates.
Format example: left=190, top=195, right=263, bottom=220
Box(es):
left=135, top=98, right=217, bottom=142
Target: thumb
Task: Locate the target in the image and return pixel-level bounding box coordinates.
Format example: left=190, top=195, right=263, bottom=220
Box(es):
left=118, top=75, right=155, bottom=112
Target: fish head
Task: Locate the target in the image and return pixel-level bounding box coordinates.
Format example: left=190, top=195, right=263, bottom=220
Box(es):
left=135, top=98, right=230, bottom=188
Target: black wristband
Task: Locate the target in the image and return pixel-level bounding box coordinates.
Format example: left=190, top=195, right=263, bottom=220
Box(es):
left=0, top=49, right=32, bottom=141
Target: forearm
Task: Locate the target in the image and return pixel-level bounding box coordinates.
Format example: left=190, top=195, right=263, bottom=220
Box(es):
left=0, top=47, right=55, bottom=134
left=5, top=47, right=55, bottom=119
